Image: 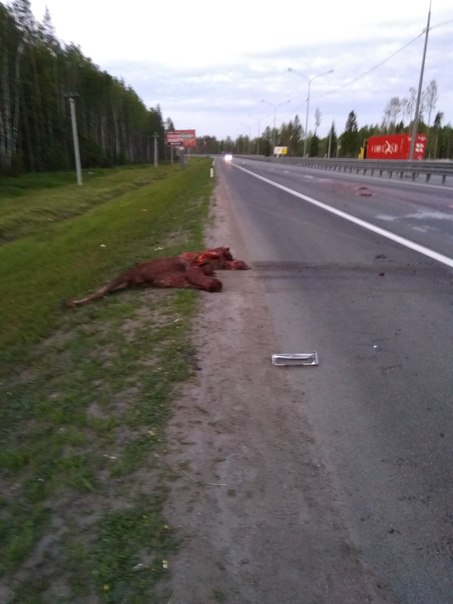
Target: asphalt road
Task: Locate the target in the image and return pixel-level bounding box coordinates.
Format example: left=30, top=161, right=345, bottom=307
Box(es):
left=217, top=156, right=453, bottom=604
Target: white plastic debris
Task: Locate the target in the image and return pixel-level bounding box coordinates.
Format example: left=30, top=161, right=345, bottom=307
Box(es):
left=272, top=353, right=319, bottom=366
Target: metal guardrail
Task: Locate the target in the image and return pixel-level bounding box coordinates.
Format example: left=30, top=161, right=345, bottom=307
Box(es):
left=246, top=156, right=453, bottom=186
left=294, top=158, right=453, bottom=185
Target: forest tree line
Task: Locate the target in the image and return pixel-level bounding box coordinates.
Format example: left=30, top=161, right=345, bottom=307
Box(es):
left=0, top=0, right=172, bottom=176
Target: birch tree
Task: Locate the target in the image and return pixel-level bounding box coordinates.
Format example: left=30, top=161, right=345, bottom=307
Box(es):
left=423, top=79, right=438, bottom=129
left=382, top=97, right=401, bottom=132
left=0, top=3, right=24, bottom=171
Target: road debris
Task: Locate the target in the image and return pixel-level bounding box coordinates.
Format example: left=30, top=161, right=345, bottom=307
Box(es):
left=272, top=353, right=319, bottom=366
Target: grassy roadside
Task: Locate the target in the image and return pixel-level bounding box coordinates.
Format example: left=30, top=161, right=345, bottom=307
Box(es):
left=0, top=159, right=214, bottom=603
left=0, top=166, right=173, bottom=243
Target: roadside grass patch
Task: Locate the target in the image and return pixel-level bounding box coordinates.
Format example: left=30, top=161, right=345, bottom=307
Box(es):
left=0, top=159, right=213, bottom=602
left=0, top=165, right=172, bottom=243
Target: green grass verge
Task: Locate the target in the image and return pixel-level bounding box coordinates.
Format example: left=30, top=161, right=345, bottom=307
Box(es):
left=0, top=166, right=172, bottom=243
left=0, top=159, right=214, bottom=602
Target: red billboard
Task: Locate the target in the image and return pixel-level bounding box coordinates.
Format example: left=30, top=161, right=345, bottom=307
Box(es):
left=365, top=134, right=426, bottom=160
left=166, top=129, right=196, bottom=147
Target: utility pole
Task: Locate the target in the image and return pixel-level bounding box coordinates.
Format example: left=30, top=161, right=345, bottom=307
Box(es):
left=152, top=132, right=159, bottom=167
left=178, top=146, right=186, bottom=169
left=65, top=93, right=82, bottom=185
left=409, top=0, right=431, bottom=160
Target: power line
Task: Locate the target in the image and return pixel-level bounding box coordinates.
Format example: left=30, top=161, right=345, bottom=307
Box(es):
left=430, top=18, right=453, bottom=30
left=321, top=17, right=453, bottom=98
left=323, top=32, right=424, bottom=97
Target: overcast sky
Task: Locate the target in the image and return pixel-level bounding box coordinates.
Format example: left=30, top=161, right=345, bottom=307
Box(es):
left=28, top=0, right=453, bottom=140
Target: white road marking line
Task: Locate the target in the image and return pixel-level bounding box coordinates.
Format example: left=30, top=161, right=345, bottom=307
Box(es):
left=234, top=164, right=453, bottom=269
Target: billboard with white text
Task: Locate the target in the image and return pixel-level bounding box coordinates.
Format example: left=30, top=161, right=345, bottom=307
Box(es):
left=166, top=129, right=196, bottom=147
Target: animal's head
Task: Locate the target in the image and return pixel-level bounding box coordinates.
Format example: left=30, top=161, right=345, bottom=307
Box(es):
left=208, top=247, right=233, bottom=261
left=194, top=250, right=222, bottom=266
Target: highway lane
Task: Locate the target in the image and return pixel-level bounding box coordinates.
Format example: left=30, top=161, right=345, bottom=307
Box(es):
left=232, top=157, right=453, bottom=262
left=216, top=157, right=453, bottom=603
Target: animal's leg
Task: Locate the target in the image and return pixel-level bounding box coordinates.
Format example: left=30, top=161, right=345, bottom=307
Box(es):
left=64, top=274, right=129, bottom=308
left=184, top=266, right=222, bottom=292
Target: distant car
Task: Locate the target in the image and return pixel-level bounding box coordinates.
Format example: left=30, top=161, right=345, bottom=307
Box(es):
left=224, top=153, right=233, bottom=162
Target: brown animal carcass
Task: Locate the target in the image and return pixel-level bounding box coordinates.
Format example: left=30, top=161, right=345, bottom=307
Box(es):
left=64, top=247, right=249, bottom=308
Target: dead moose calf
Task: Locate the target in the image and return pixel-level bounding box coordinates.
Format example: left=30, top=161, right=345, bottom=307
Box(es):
left=64, top=247, right=249, bottom=308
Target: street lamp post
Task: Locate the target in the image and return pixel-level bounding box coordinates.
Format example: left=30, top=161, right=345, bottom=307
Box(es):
left=288, top=67, right=333, bottom=156
left=261, top=99, right=291, bottom=152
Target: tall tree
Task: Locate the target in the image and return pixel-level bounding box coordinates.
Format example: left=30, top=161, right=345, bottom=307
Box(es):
left=314, top=108, right=322, bottom=135
left=0, top=2, right=25, bottom=171
left=382, top=97, right=401, bottom=132
left=423, top=80, right=438, bottom=129
left=327, top=122, right=337, bottom=157
left=309, top=134, right=319, bottom=157
left=430, top=111, right=443, bottom=159
left=401, top=87, right=417, bottom=125
left=340, top=111, right=359, bottom=157
left=279, top=115, right=302, bottom=155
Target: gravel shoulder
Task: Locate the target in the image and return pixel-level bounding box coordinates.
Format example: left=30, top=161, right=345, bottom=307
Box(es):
left=163, top=168, right=397, bottom=604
